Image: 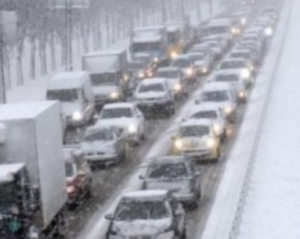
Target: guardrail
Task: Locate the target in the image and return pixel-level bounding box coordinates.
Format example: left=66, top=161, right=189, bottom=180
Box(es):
left=228, top=1, right=294, bottom=238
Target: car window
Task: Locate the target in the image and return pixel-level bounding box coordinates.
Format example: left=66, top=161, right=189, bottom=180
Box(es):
left=148, top=163, right=188, bottom=179
left=101, top=108, right=133, bottom=119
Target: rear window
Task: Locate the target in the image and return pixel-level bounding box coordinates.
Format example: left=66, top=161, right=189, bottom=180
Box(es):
left=148, top=163, right=188, bottom=179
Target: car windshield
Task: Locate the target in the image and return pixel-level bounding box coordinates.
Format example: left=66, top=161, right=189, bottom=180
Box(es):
left=129, top=62, right=144, bottom=70
left=208, top=26, right=229, bottom=34
left=132, top=42, right=161, bottom=52
left=172, top=59, right=190, bottom=68
left=220, top=61, right=246, bottom=69
left=189, top=54, right=204, bottom=61
left=83, top=129, right=113, bottom=142
left=90, top=73, right=117, bottom=86
left=202, top=91, right=230, bottom=102
left=180, top=125, right=210, bottom=137
left=148, top=163, right=188, bottom=179
left=47, top=89, right=78, bottom=102
left=192, top=111, right=218, bottom=119
left=139, top=83, right=164, bottom=92
left=101, top=107, right=133, bottom=119
left=156, top=70, right=180, bottom=78
left=65, top=162, right=76, bottom=178
left=114, top=200, right=169, bottom=221
left=215, top=74, right=239, bottom=82
left=231, top=52, right=250, bottom=58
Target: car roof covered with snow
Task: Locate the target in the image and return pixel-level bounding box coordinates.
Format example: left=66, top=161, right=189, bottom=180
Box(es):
left=202, top=82, right=234, bottom=92
left=156, top=67, right=181, bottom=73
left=140, top=78, right=167, bottom=85
left=180, top=118, right=212, bottom=127
left=215, top=69, right=243, bottom=77
left=0, top=163, right=25, bottom=183
left=49, top=71, right=88, bottom=90
left=102, top=102, right=135, bottom=110
left=83, top=49, right=125, bottom=58
left=121, top=190, right=169, bottom=201
left=208, top=18, right=232, bottom=27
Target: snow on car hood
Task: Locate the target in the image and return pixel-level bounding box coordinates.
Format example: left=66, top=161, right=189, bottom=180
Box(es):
left=97, top=118, right=138, bottom=132
left=112, top=218, right=172, bottom=236
left=135, top=91, right=167, bottom=100
left=80, top=140, right=114, bottom=152
left=195, top=60, right=206, bottom=66
left=181, top=135, right=211, bottom=148
left=166, top=78, right=180, bottom=89
left=61, top=102, right=82, bottom=117
left=92, top=85, right=119, bottom=96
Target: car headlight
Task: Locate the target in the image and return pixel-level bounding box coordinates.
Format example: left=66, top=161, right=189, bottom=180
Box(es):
left=137, top=71, right=145, bottom=78
left=110, top=91, right=119, bottom=99
left=174, top=139, right=183, bottom=149
left=128, top=124, right=137, bottom=133
left=67, top=185, right=76, bottom=194
left=213, top=123, right=222, bottom=135
left=153, top=57, right=159, bottom=63
left=241, top=68, right=251, bottom=79
left=171, top=51, right=178, bottom=59
left=173, top=83, right=182, bottom=91
left=206, top=138, right=216, bottom=148
left=72, top=111, right=82, bottom=121
left=185, top=68, right=194, bottom=76
left=147, top=70, right=153, bottom=77
left=241, top=18, right=247, bottom=25
left=264, top=27, right=273, bottom=36
left=224, top=106, right=233, bottom=115
left=123, top=74, right=129, bottom=82
left=202, top=67, right=208, bottom=73
left=239, top=90, right=246, bottom=98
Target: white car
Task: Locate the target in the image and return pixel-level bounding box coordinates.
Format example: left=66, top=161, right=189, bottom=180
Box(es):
left=170, top=55, right=197, bottom=82
left=105, top=190, right=186, bottom=239
left=155, top=67, right=187, bottom=99
left=211, top=69, right=249, bottom=102
left=96, top=102, right=145, bottom=145
left=172, top=119, right=221, bottom=161
left=195, top=82, right=237, bottom=122
left=80, top=126, right=126, bottom=166
left=134, top=78, right=175, bottom=117
left=187, top=52, right=211, bottom=75
left=140, top=156, right=201, bottom=206
left=185, top=103, right=227, bottom=139
left=218, top=58, right=254, bottom=79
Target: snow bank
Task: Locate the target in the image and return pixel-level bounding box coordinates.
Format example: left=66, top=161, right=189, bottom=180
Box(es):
left=199, top=1, right=293, bottom=239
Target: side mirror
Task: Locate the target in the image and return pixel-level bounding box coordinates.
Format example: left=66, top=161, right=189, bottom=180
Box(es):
left=194, top=99, right=200, bottom=105
left=93, top=114, right=99, bottom=121
left=171, top=136, right=176, bottom=140
left=105, top=214, right=114, bottom=221
left=194, top=171, right=201, bottom=177
left=138, top=175, right=145, bottom=180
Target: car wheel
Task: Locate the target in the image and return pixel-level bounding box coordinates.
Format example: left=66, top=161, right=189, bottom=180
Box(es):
left=180, top=226, right=187, bottom=239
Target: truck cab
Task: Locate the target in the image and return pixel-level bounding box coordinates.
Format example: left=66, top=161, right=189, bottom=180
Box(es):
left=82, top=50, right=129, bottom=106
left=46, top=71, right=95, bottom=127
left=130, top=26, right=168, bottom=66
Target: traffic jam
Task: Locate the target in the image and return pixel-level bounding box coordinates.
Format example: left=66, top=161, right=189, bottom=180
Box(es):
left=0, top=0, right=280, bottom=238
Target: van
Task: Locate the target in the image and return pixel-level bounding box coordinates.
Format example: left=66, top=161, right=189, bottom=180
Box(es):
left=46, top=71, right=95, bottom=127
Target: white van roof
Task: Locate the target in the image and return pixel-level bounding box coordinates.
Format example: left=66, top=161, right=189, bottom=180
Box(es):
left=49, top=71, right=88, bottom=90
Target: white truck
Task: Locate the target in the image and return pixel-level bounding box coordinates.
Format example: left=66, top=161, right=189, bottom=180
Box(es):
left=82, top=50, right=129, bottom=106
left=0, top=101, right=67, bottom=239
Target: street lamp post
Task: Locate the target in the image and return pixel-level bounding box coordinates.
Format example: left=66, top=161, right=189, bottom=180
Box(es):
left=65, top=0, right=73, bottom=71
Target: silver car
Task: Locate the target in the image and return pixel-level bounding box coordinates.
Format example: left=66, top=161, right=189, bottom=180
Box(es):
left=140, top=156, right=201, bottom=207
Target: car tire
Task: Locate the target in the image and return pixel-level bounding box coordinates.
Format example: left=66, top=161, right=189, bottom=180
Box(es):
left=180, top=227, right=187, bottom=239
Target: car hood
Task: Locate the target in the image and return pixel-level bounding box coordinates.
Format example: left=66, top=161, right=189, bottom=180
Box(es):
left=112, top=218, right=172, bottom=236
left=80, top=140, right=114, bottom=152
left=166, top=79, right=180, bottom=88
left=195, top=60, right=206, bottom=66
left=135, top=91, right=167, bottom=100
left=61, top=102, right=82, bottom=117
left=92, top=85, right=119, bottom=96
left=97, top=118, right=137, bottom=131
left=181, top=136, right=210, bottom=148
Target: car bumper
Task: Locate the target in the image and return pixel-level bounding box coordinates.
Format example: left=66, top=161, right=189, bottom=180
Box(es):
left=84, top=153, right=119, bottom=165
left=175, top=192, right=197, bottom=203
left=137, top=101, right=173, bottom=114
left=94, top=97, right=121, bottom=106
left=177, top=148, right=217, bottom=160
left=66, top=118, right=84, bottom=127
